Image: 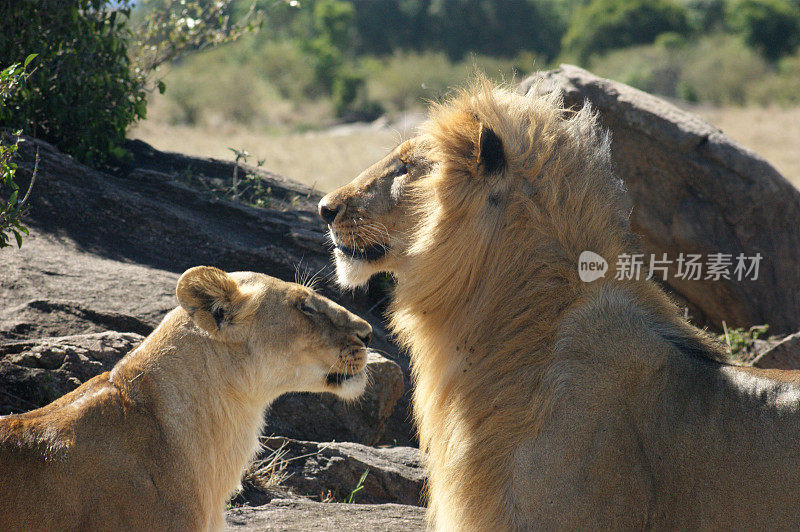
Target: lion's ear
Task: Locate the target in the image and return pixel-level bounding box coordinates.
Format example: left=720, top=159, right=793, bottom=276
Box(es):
left=477, top=123, right=506, bottom=175
left=176, top=266, right=243, bottom=335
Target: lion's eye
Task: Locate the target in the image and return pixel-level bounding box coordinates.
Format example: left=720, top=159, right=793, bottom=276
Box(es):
left=297, top=300, right=316, bottom=317
left=396, top=161, right=409, bottom=176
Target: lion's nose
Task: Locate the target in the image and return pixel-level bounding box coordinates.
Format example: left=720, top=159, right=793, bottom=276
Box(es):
left=358, top=330, right=372, bottom=346
left=318, top=196, right=343, bottom=225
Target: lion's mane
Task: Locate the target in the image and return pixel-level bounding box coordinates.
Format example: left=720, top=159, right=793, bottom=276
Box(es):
left=388, top=80, right=715, bottom=529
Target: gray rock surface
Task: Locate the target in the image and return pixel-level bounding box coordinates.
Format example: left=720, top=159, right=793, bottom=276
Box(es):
left=225, top=499, right=425, bottom=531
left=265, top=351, right=405, bottom=445
left=260, top=437, right=425, bottom=505
left=0, top=331, right=143, bottom=413
left=0, top=299, right=153, bottom=341
left=521, top=65, right=800, bottom=334
left=753, top=331, right=800, bottom=370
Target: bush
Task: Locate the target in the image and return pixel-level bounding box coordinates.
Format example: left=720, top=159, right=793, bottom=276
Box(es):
left=0, top=0, right=262, bottom=165
left=363, top=51, right=532, bottom=113
left=0, top=57, right=37, bottom=249
left=562, top=0, right=691, bottom=62
left=728, top=0, right=800, bottom=61
left=747, top=49, right=800, bottom=104
left=424, top=0, right=565, bottom=60
left=679, top=34, right=770, bottom=104
left=297, top=0, right=373, bottom=116
left=153, top=46, right=284, bottom=127
left=0, top=0, right=144, bottom=165
left=588, top=42, right=683, bottom=97
left=588, top=33, right=774, bottom=105
left=685, top=0, right=727, bottom=31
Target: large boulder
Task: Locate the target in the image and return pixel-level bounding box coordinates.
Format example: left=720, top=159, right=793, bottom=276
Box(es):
left=258, top=437, right=425, bottom=506
left=521, top=65, right=800, bottom=334
left=264, top=352, right=405, bottom=445
left=225, top=499, right=425, bottom=531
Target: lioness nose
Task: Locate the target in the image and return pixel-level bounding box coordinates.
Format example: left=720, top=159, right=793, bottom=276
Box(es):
left=354, top=320, right=372, bottom=346
left=318, top=196, right=343, bottom=225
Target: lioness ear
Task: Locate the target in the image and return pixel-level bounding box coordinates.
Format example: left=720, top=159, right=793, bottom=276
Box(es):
left=477, top=123, right=506, bottom=175
left=176, top=266, right=243, bottom=335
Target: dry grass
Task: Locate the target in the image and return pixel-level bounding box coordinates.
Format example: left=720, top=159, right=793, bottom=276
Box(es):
left=129, top=106, right=800, bottom=193
left=129, top=121, right=415, bottom=193
left=694, top=106, right=800, bottom=189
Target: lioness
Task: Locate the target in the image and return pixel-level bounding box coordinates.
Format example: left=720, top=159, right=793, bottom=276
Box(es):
left=0, top=266, right=371, bottom=531
left=319, top=80, right=800, bottom=530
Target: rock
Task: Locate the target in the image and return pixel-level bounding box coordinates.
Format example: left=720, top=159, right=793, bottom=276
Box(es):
left=3, top=135, right=414, bottom=444
left=225, top=499, right=425, bottom=531
left=521, top=65, right=800, bottom=334
left=10, top=136, right=329, bottom=284
left=0, top=332, right=143, bottom=414
left=264, top=351, right=405, bottom=446
left=753, top=332, right=800, bottom=370
left=0, top=299, right=153, bottom=341
left=259, top=437, right=425, bottom=506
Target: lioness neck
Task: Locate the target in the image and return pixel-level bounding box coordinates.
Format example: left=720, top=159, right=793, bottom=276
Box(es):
left=111, top=309, right=279, bottom=529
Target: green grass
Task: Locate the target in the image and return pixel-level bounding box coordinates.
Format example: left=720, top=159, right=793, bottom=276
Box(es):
left=717, top=324, right=773, bottom=365
left=346, top=469, right=370, bottom=504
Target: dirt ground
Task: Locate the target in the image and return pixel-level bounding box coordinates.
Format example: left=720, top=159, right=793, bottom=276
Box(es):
left=129, top=106, right=800, bottom=193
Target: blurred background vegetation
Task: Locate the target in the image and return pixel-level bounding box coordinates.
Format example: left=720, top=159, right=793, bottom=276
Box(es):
left=1, top=0, right=799, bottom=191
left=141, top=0, right=800, bottom=128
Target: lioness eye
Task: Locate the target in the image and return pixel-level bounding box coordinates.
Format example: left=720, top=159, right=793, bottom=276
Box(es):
left=297, top=300, right=315, bottom=317
left=397, top=161, right=409, bottom=175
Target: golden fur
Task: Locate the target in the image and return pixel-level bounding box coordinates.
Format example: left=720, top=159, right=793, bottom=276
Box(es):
left=0, top=267, right=371, bottom=531
left=320, top=80, right=800, bottom=529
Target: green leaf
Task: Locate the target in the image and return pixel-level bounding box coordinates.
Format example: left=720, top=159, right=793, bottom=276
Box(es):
left=24, top=53, right=38, bottom=68
left=157, top=80, right=166, bottom=94
left=13, top=229, right=22, bottom=248
left=109, top=146, right=129, bottom=161
left=8, top=190, right=18, bottom=205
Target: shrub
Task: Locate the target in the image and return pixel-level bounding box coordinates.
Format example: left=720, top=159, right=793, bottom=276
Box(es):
left=297, top=0, right=372, bottom=116
left=562, top=0, right=691, bottom=62
left=746, top=49, right=800, bottom=104
left=0, top=56, right=37, bottom=249
left=679, top=34, right=770, bottom=104
left=363, top=51, right=532, bottom=113
left=588, top=42, right=683, bottom=97
left=157, top=47, right=283, bottom=127
left=0, top=0, right=144, bottom=165
left=589, top=33, right=772, bottom=105
left=0, top=0, right=261, bottom=165
left=728, top=0, right=800, bottom=61
left=685, top=0, right=727, bottom=31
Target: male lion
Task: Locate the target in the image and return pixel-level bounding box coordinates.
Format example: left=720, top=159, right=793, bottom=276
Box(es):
left=319, top=81, right=800, bottom=530
left=0, top=266, right=371, bottom=531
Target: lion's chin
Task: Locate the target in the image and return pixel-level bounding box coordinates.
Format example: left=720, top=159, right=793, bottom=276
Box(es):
left=334, top=249, right=382, bottom=288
